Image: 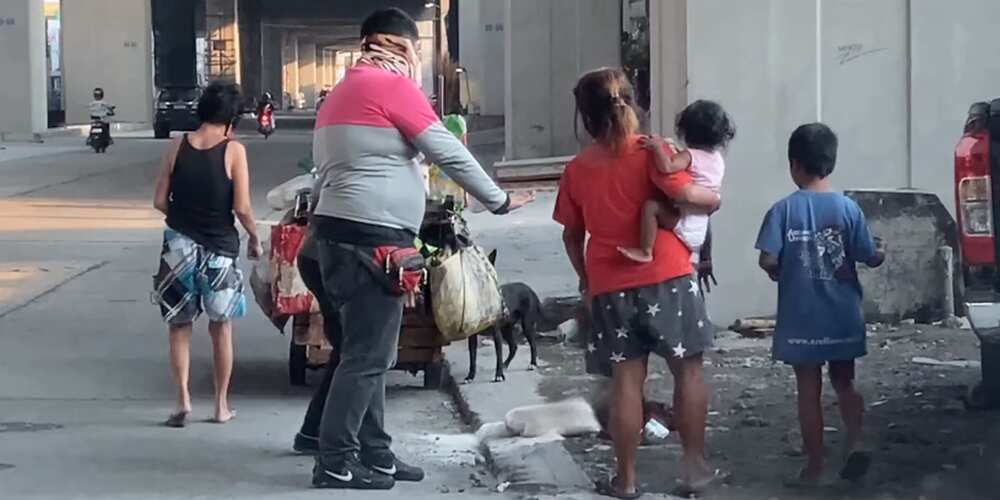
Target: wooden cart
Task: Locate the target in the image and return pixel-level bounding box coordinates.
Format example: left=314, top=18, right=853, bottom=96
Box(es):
left=287, top=198, right=465, bottom=389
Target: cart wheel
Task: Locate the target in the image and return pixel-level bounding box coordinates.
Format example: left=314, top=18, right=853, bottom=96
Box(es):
left=423, top=362, right=445, bottom=389
left=289, top=341, right=308, bottom=386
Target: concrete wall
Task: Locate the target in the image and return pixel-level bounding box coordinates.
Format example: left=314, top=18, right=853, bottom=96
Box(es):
left=458, top=0, right=505, bottom=116
left=850, top=190, right=959, bottom=323
left=62, top=0, right=153, bottom=125
left=504, top=0, right=621, bottom=160
left=910, top=0, right=1000, bottom=217
left=0, top=0, right=47, bottom=137
left=651, top=0, right=1000, bottom=324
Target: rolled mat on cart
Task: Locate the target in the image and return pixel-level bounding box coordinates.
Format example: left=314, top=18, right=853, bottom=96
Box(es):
left=428, top=245, right=504, bottom=342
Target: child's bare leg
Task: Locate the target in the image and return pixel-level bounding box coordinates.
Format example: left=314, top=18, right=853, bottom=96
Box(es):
left=618, top=200, right=667, bottom=263
left=793, top=365, right=825, bottom=480
left=830, top=360, right=870, bottom=480
left=829, top=361, right=862, bottom=448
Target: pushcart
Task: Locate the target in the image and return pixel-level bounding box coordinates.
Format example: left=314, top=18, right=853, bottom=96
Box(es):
left=268, top=197, right=469, bottom=389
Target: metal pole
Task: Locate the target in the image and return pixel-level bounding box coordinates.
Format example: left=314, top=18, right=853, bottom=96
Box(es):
left=433, top=3, right=443, bottom=116
left=940, top=245, right=956, bottom=319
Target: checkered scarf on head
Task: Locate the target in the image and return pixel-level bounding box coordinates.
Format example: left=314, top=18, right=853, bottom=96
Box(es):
left=356, top=33, right=422, bottom=85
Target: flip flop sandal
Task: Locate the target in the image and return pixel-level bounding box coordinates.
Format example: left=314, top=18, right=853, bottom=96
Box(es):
left=164, top=411, right=189, bottom=428
left=595, top=476, right=643, bottom=499
left=839, top=450, right=872, bottom=481
left=673, top=469, right=732, bottom=498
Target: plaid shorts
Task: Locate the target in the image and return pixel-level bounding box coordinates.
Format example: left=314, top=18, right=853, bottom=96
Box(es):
left=152, top=229, right=246, bottom=324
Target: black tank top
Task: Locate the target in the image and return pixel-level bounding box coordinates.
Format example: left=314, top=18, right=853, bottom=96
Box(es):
left=165, top=135, right=240, bottom=257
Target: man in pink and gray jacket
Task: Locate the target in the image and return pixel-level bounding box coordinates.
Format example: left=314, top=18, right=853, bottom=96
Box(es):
left=305, top=8, right=532, bottom=491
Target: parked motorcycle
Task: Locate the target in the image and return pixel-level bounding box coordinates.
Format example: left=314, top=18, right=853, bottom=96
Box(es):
left=86, top=106, right=115, bottom=153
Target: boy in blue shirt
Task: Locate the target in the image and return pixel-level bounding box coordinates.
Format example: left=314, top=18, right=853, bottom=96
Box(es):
left=756, top=123, right=885, bottom=487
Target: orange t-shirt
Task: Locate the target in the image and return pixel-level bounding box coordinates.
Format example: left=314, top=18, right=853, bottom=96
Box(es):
left=553, top=136, right=694, bottom=296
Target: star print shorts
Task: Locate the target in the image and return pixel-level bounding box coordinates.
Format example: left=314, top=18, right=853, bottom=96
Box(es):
left=586, top=275, right=714, bottom=377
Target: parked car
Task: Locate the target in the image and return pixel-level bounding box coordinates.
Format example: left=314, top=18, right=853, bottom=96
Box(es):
left=154, top=86, right=202, bottom=139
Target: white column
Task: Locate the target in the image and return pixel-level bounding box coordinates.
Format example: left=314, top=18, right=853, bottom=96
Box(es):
left=298, top=39, right=317, bottom=108
left=649, top=0, right=688, bottom=137
left=0, top=0, right=47, bottom=138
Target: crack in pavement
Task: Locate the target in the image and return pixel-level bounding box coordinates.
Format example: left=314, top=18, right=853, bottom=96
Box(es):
left=0, top=260, right=109, bottom=320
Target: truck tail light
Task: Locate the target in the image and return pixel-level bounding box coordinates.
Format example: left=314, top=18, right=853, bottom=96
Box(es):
left=959, top=176, right=993, bottom=236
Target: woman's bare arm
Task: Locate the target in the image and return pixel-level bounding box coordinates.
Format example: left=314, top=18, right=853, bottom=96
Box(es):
left=228, top=142, right=262, bottom=259
left=153, top=138, right=182, bottom=215
left=562, top=227, right=588, bottom=294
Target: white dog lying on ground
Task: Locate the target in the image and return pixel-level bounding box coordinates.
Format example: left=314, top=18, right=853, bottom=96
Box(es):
left=476, top=397, right=601, bottom=442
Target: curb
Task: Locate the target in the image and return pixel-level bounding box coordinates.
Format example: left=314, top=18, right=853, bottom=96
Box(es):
left=441, top=345, right=593, bottom=496
left=1, top=123, right=151, bottom=143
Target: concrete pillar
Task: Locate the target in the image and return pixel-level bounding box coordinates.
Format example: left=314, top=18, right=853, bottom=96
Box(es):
left=315, top=47, right=326, bottom=91
left=260, top=25, right=282, bottom=97
left=0, top=0, right=47, bottom=138
left=323, top=50, right=335, bottom=89
left=334, top=51, right=348, bottom=84
left=459, top=0, right=505, bottom=116
left=649, top=0, right=687, bottom=137
left=416, top=21, right=435, bottom=96
left=281, top=32, right=299, bottom=109
left=298, top=38, right=317, bottom=108
left=237, top=0, right=260, bottom=98
left=62, top=0, right=154, bottom=125
left=504, top=0, right=620, bottom=160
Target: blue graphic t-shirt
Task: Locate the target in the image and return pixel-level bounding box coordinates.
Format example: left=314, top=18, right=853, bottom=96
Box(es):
left=755, top=191, right=877, bottom=364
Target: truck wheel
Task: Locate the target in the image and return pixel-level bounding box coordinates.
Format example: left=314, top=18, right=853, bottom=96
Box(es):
left=423, top=362, right=445, bottom=389
left=154, top=125, right=170, bottom=139
left=289, top=341, right=308, bottom=386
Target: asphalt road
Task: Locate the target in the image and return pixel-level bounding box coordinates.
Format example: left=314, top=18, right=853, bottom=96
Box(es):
left=0, top=131, right=497, bottom=499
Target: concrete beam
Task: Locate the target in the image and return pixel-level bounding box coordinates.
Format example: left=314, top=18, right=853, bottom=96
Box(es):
left=0, top=0, right=47, bottom=138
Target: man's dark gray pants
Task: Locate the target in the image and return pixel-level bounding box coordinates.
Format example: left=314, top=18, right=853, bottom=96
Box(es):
left=316, top=240, right=403, bottom=462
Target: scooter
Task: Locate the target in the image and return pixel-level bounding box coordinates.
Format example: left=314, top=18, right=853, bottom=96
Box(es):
left=86, top=106, right=115, bottom=153
left=257, top=104, right=275, bottom=140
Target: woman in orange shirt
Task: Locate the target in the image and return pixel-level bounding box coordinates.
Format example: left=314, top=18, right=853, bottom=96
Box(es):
left=554, top=69, right=725, bottom=498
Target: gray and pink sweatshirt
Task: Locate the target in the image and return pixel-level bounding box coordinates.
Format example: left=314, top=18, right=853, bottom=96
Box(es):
left=311, top=64, right=508, bottom=245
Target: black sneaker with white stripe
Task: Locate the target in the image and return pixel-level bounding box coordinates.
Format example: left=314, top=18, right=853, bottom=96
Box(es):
left=312, top=454, right=395, bottom=490
left=361, top=452, right=425, bottom=482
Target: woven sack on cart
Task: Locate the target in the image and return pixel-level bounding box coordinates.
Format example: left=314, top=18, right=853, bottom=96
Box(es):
left=429, top=245, right=504, bottom=342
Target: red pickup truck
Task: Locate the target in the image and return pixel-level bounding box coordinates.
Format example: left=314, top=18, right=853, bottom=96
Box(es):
left=955, top=99, right=1000, bottom=409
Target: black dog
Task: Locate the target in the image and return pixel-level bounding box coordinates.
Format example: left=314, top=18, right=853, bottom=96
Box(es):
left=465, top=282, right=542, bottom=383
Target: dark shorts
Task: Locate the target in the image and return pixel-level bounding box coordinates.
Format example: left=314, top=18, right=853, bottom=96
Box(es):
left=587, top=275, right=714, bottom=377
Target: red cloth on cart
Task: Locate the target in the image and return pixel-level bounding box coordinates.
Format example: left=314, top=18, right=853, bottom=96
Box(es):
left=271, top=223, right=314, bottom=316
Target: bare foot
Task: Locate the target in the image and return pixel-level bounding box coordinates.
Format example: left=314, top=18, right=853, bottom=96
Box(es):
left=212, top=408, right=236, bottom=424
left=617, top=247, right=654, bottom=263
